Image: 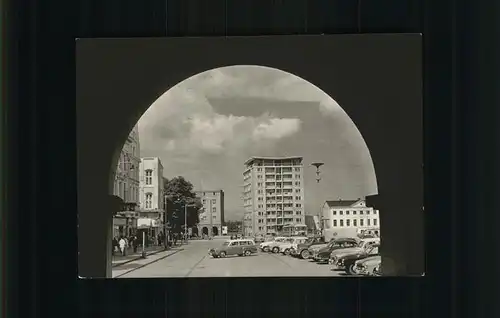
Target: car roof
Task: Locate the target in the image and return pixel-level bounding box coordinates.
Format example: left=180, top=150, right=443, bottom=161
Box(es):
left=229, top=239, right=255, bottom=242
left=361, top=238, right=380, bottom=242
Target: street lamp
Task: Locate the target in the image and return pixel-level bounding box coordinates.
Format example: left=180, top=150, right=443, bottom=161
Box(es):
left=311, top=162, right=324, bottom=236
left=174, top=199, right=196, bottom=244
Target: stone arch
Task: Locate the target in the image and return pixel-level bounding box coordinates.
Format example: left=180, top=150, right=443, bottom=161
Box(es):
left=202, top=227, right=209, bottom=236
left=77, top=40, right=423, bottom=277
left=212, top=226, right=219, bottom=236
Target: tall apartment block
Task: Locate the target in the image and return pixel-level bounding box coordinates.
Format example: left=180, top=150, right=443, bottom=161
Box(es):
left=242, top=156, right=305, bottom=236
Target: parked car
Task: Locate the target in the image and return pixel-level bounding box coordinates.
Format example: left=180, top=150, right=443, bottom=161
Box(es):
left=313, top=239, right=360, bottom=263
left=310, top=237, right=360, bottom=261
left=329, top=239, right=380, bottom=274
left=291, top=237, right=326, bottom=259
left=254, top=234, right=265, bottom=243
left=259, top=236, right=287, bottom=252
left=305, top=238, right=338, bottom=259
left=270, top=237, right=296, bottom=253
left=209, top=239, right=258, bottom=258
left=279, top=236, right=309, bottom=255
left=354, top=255, right=382, bottom=276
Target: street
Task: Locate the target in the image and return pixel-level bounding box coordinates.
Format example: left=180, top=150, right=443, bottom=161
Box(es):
left=115, top=237, right=344, bottom=278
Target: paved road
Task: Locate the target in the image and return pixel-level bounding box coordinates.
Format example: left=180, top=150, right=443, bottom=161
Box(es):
left=118, top=238, right=344, bottom=278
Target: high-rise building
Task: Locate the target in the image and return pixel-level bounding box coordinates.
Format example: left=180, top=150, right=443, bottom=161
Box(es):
left=195, top=190, right=225, bottom=237
left=242, top=156, right=305, bottom=236
left=112, top=124, right=141, bottom=238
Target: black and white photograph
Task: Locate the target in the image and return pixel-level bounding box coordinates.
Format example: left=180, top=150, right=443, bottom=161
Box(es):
left=76, top=35, right=423, bottom=279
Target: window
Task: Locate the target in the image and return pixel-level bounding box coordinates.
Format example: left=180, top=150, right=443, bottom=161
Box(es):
left=373, top=210, right=377, bottom=214
left=213, top=192, right=216, bottom=195
left=295, top=203, right=301, bottom=207
left=340, top=211, right=343, bottom=215
left=353, top=219, right=357, bottom=227
left=373, top=219, right=378, bottom=226
left=258, top=183, right=263, bottom=187
left=145, top=170, right=153, bottom=185
left=295, top=168, right=301, bottom=172
left=203, top=199, right=206, bottom=204
left=340, top=220, right=344, bottom=227
left=295, top=181, right=301, bottom=186
left=230, top=242, right=238, bottom=246
left=367, top=219, right=371, bottom=226
left=366, top=210, right=370, bottom=215
left=258, top=175, right=263, bottom=179
left=295, top=196, right=301, bottom=200
left=333, top=220, right=337, bottom=227
left=295, top=174, right=301, bottom=179
left=212, top=199, right=216, bottom=204
left=353, top=211, right=357, bottom=215
left=333, top=211, right=337, bottom=215
left=360, top=210, right=364, bottom=215
left=258, top=197, right=263, bottom=201
left=360, top=219, right=364, bottom=226
left=346, top=219, right=350, bottom=226
left=346, top=210, right=350, bottom=215
left=213, top=215, right=216, bottom=219
left=296, top=218, right=301, bottom=222
left=145, top=193, right=152, bottom=209
left=212, top=207, right=216, bottom=213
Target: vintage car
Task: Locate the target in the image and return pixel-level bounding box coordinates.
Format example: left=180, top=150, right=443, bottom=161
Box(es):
left=290, top=237, right=326, bottom=259
left=354, top=255, right=382, bottom=276
left=310, top=237, right=360, bottom=261
left=259, top=236, right=287, bottom=252
left=208, top=239, right=258, bottom=258
left=269, top=237, right=296, bottom=253
left=305, top=238, right=341, bottom=259
left=254, top=234, right=265, bottom=243
left=329, top=239, right=380, bottom=274
left=278, top=236, right=309, bottom=255
left=313, top=239, right=360, bottom=263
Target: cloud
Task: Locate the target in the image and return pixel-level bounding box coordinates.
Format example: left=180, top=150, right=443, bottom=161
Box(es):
left=252, top=117, right=302, bottom=141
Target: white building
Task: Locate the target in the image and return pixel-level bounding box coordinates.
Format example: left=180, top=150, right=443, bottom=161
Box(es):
left=321, top=198, right=380, bottom=241
left=195, top=190, right=225, bottom=237
left=138, top=157, right=165, bottom=237
left=112, top=124, right=141, bottom=238
left=242, top=156, right=305, bottom=237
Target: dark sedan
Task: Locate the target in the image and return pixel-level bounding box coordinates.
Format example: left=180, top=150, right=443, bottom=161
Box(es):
left=313, top=239, right=360, bottom=263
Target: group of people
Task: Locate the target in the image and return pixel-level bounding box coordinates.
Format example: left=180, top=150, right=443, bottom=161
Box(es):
left=112, top=235, right=139, bottom=256
left=112, top=231, right=188, bottom=257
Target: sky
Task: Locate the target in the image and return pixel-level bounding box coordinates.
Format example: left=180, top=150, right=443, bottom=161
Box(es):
left=137, top=65, right=377, bottom=221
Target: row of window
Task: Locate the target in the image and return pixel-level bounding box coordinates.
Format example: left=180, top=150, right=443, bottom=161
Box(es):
left=202, top=199, right=217, bottom=204
left=256, top=167, right=301, bottom=172
left=256, top=182, right=301, bottom=187
left=325, top=218, right=378, bottom=228
left=333, top=209, right=376, bottom=216
left=114, top=180, right=139, bottom=203
left=202, top=207, right=217, bottom=213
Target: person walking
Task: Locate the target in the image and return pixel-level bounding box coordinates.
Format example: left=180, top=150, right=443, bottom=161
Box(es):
left=132, top=235, right=138, bottom=253
left=112, top=237, right=118, bottom=256
left=119, top=237, right=126, bottom=256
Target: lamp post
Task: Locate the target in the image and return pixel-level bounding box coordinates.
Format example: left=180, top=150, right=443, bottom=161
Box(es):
left=311, top=162, right=324, bottom=237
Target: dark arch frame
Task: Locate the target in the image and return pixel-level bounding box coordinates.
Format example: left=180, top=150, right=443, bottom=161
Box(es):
left=77, top=35, right=423, bottom=278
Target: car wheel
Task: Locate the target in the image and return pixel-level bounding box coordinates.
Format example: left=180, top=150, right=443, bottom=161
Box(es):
left=238, top=254, right=243, bottom=257
left=263, top=246, right=269, bottom=252
left=346, top=263, right=357, bottom=275
left=300, top=250, right=310, bottom=259
left=219, top=251, right=226, bottom=258
left=284, top=249, right=290, bottom=255
left=244, top=250, right=251, bottom=256
left=272, top=247, right=280, bottom=253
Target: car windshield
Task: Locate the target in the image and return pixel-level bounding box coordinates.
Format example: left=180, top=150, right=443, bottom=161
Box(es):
left=222, top=242, right=230, bottom=246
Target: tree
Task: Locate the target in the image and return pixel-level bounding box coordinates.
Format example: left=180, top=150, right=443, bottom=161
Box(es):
left=225, top=220, right=243, bottom=233
left=164, top=176, right=203, bottom=233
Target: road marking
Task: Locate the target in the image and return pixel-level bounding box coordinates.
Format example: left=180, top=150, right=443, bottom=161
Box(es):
left=114, top=249, right=183, bottom=278
left=184, top=254, right=208, bottom=277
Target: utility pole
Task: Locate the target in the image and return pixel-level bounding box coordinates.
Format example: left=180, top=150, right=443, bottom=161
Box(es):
left=311, top=162, right=324, bottom=237
left=209, top=198, right=213, bottom=238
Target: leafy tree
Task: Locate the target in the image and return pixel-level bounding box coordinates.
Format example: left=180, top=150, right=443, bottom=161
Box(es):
left=224, top=220, right=243, bottom=233
left=164, top=176, right=203, bottom=233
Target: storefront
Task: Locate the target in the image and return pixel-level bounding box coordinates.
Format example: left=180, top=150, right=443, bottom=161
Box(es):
left=112, top=211, right=139, bottom=238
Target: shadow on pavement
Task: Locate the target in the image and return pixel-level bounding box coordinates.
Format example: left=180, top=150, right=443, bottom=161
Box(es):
left=114, top=262, right=143, bottom=270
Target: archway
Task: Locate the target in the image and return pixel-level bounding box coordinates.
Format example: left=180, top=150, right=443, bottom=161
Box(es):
left=212, top=227, right=219, bottom=236
left=77, top=37, right=423, bottom=277
left=202, top=227, right=209, bottom=236
left=191, top=226, right=199, bottom=237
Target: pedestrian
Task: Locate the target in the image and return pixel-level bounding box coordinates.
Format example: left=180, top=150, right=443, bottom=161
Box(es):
left=119, top=237, right=126, bottom=256
left=112, top=237, right=118, bottom=256
left=132, top=235, right=138, bottom=253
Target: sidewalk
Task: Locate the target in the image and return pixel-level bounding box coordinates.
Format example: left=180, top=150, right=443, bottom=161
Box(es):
left=112, top=244, right=183, bottom=267
left=111, top=246, right=185, bottom=278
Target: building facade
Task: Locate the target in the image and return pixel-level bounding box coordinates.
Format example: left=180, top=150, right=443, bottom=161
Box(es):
left=112, top=124, right=141, bottom=238
left=321, top=199, right=380, bottom=241
left=138, top=157, right=165, bottom=237
left=242, top=156, right=305, bottom=237
left=195, top=190, right=225, bottom=237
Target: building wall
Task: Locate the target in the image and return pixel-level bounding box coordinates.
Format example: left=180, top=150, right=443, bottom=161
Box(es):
left=195, top=190, right=225, bottom=236
left=242, top=157, right=305, bottom=237
left=322, top=200, right=380, bottom=241
left=113, top=124, right=141, bottom=205
left=139, top=157, right=165, bottom=213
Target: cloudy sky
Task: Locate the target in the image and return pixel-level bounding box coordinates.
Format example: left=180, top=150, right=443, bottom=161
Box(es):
left=138, top=65, right=377, bottom=221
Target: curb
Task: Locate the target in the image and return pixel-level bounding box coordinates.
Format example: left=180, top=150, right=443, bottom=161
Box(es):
left=112, top=247, right=182, bottom=268
left=113, top=248, right=184, bottom=278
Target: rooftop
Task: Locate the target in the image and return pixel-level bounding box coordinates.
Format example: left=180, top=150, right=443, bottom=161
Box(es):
left=324, top=199, right=364, bottom=207
left=244, top=156, right=303, bottom=166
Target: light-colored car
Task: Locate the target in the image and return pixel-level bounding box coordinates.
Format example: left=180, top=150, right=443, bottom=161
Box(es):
left=269, top=237, right=295, bottom=253
left=354, top=255, right=382, bottom=276
left=209, top=239, right=258, bottom=258
left=259, top=236, right=287, bottom=252
left=279, top=237, right=309, bottom=255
